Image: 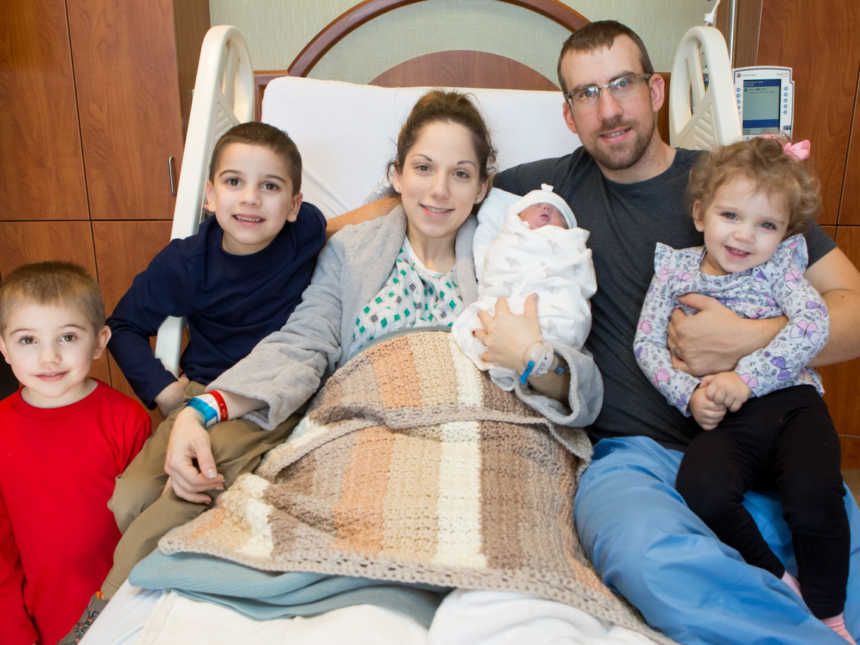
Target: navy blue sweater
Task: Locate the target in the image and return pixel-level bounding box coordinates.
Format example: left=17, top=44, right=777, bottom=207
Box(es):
left=107, top=203, right=326, bottom=408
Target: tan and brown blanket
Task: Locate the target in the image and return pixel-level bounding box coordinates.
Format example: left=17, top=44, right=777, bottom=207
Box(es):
left=159, top=330, right=674, bottom=644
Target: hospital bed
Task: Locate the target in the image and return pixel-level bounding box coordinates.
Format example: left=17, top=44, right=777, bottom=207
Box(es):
left=85, top=2, right=740, bottom=643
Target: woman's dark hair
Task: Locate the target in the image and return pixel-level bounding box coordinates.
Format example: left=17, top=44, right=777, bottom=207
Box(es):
left=392, top=90, right=496, bottom=182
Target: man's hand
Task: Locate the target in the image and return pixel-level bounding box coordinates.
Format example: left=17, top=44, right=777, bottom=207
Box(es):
left=164, top=407, right=224, bottom=503
left=475, top=295, right=542, bottom=372
left=154, top=375, right=190, bottom=416
left=689, top=381, right=727, bottom=430
left=668, top=294, right=784, bottom=376
left=702, top=371, right=750, bottom=412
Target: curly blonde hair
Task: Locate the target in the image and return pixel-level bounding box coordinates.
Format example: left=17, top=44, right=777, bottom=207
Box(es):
left=687, top=137, right=821, bottom=236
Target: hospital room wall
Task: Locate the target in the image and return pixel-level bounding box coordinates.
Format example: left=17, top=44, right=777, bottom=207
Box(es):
left=0, top=0, right=211, bottom=427
left=731, top=0, right=860, bottom=467
left=208, top=0, right=703, bottom=84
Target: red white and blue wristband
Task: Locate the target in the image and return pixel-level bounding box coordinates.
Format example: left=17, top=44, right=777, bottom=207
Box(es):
left=186, top=391, right=228, bottom=429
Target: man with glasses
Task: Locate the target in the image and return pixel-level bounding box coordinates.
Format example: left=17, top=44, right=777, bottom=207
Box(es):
left=493, top=19, right=860, bottom=645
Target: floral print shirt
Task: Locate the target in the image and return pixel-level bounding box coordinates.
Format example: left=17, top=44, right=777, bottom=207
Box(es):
left=633, top=234, right=828, bottom=415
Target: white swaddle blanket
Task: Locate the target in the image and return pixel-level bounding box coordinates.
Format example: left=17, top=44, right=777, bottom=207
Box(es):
left=453, top=186, right=597, bottom=391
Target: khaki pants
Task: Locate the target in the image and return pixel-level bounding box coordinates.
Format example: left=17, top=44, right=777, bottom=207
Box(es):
left=102, top=381, right=301, bottom=597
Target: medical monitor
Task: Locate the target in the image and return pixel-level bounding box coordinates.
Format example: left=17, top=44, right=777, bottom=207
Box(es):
left=733, top=66, right=794, bottom=139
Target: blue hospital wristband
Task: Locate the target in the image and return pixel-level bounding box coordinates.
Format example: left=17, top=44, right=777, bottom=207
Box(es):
left=519, top=341, right=557, bottom=384
left=186, top=396, right=219, bottom=429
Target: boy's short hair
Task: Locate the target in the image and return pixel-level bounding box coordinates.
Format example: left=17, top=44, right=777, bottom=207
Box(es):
left=208, top=122, right=302, bottom=194
left=0, top=262, right=106, bottom=334
left=556, top=20, right=654, bottom=96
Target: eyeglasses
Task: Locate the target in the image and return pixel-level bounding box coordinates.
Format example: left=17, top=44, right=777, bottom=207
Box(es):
left=564, top=73, right=653, bottom=108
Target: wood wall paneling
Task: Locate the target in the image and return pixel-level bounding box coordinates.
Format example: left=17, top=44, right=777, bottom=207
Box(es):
left=729, top=0, right=762, bottom=68
left=756, top=0, right=860, bottom=226
left=841, top=436, right=860, bottom=471
left=0, top=221, right=98, bottom=280
left=171, top=0, right=212, bottom=135
left=67, top=0, right=186, bottom=221
left=93, top=220, right=172, bottom=424
left=839, top=65, right=860, bottom=226
left=2, top=0, right=89, bottom=221
left=820, top=227, right=860, bottom=453
left=92, top=220, right=172, bottom=315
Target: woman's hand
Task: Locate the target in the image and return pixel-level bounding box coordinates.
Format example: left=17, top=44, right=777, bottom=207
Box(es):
left=164, top=407, right=224, bottom=503
left=474, top=295, right=542, bottom=372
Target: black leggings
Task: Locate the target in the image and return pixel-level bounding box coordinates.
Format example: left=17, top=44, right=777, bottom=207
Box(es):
left=676, top=385, right=849, bottom=618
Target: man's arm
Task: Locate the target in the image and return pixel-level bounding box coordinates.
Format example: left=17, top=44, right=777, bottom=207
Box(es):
left=804, top=246, right=860, bottom=366
left=669, top=246, right=860, bottom=375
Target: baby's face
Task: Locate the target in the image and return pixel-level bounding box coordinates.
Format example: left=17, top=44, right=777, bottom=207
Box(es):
left=518, top=202, right=568, bottom=230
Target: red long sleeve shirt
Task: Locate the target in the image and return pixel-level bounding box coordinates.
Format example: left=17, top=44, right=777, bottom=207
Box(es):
left=0, top=381, right=150, bottom=644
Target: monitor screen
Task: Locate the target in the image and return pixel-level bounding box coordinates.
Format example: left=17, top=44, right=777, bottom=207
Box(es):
left=742, top=78, right=781, bottom=134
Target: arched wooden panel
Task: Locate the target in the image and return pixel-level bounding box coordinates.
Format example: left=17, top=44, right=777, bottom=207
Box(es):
left=287, top=0, right=589, bottom=77
left=370, top=50, right=558, bottom=90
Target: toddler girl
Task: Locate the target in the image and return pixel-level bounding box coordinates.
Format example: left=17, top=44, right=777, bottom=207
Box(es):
left=634, top=137, right=855, bottom=643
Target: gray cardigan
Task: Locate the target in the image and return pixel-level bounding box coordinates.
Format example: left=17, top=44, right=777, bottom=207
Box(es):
left=210, top=205, right=602, bottom=440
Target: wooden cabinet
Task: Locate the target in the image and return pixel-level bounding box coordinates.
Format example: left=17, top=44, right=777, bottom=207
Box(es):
left=1, top=0, right=89, bottom=222
left=731, top=0, right=860, bottom=466
left=1, top=0, right=209, bottom=421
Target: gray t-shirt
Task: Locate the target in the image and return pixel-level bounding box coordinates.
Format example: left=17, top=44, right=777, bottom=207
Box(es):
left=494, top=147, right=835, bottom=449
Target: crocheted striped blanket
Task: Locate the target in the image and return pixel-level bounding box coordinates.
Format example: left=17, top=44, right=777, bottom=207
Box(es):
left=159, top=331, right=674, bottom=644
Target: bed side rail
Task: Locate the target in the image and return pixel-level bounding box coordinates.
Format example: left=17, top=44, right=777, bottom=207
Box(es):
left=154, top=26, right=255, bottom=376
left=669, top=26, right=741, bottom=150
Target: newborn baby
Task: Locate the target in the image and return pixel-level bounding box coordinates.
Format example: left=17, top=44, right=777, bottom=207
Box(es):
left=453, top=184, right=597, bottom=390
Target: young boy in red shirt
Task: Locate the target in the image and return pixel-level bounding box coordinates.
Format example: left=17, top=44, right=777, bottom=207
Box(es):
left=0, top=262, right=151, bottom=645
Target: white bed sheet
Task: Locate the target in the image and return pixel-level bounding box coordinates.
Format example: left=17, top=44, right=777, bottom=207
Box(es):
left=261, top=77, right=581, bottom=220
left=83, top=583, right=659, bottom=645
left=80, top=581, right=430, bottom=645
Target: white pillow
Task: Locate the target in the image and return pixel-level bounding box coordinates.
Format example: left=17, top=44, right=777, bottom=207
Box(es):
left=473, top=188, right=521, bottom=282
left=261, top=77, right=580, bottom=219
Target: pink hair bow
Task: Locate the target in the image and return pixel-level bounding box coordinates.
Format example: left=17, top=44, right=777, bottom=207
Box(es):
left=783, top=139, right=810, bottom=161
left=759, top=135, right=811, bottom=161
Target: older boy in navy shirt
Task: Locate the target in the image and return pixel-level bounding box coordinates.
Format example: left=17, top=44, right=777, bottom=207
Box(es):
left=103, top=122, right=325, bottom=597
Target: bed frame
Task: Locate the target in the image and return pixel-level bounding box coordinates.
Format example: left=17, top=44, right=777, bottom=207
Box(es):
left=154, top=0, right=739, bottom=378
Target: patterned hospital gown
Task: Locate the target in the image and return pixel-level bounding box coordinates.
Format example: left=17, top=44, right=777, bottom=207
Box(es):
left=347, top=238, right=463, bottom=358
left=633, top=234, right=829, bottom=415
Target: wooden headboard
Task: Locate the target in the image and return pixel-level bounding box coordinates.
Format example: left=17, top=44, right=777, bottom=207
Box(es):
left=252, top=0, right=670, bottom=141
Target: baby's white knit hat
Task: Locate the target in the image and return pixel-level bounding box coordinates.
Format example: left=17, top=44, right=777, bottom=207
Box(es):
left=511, top=183, right=577, bottom=228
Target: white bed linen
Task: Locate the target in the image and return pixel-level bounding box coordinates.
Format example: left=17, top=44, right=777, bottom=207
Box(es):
left=81, top=581, right=429, bottom=645
left=261, top=77, right=581, bottom=220
left=80, top=582, right=161, bottom=645
left=83, top=584, right=659, bottom=645
left=430, top=591, right=657, bottom=645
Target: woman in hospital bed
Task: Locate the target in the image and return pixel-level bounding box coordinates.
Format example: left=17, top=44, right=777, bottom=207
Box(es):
left=83, top=90, right=663, bottom=645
